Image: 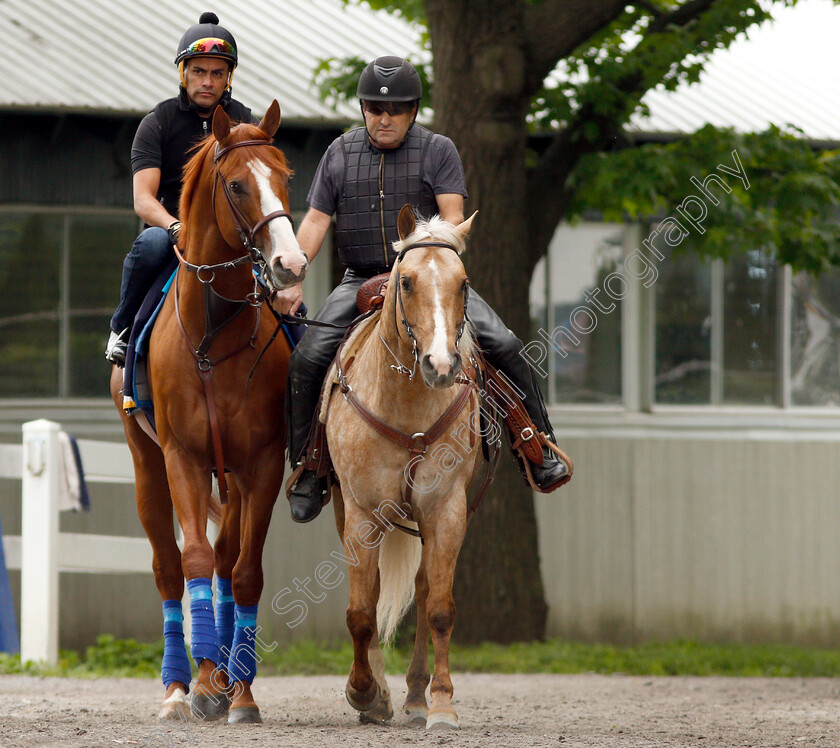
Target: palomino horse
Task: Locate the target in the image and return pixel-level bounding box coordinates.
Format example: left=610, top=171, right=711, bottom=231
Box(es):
left=326, top=206, right=481, bottom=730
left=110, top=100, right=307, bottom=723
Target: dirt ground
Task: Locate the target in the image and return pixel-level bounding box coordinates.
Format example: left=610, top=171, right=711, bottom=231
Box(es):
left=1, top=672, right=837, bottom=748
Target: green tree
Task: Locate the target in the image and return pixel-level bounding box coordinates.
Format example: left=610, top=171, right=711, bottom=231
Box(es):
left=318, top=0, right=840, bottom=642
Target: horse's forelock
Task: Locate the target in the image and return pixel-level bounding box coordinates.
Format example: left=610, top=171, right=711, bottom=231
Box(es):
left=393, top=215, right=467, bottom=256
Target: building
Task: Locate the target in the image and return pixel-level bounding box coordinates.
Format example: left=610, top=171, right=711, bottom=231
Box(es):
left=2, top=0, right=840, bottom=649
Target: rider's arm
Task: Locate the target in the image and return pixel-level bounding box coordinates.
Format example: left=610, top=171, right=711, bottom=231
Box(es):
left=271, top=207, right=332, bottom=315
left=435, top=193, right=464, bottom=225
left=296, top=207, right=333, bottom=263
left=133, top=168, right=179, bottom=230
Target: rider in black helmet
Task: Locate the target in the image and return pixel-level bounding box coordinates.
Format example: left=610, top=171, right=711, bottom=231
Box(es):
left=279, top=56, right=571, bottom=523
left=105, top=12, right=252, bottom=366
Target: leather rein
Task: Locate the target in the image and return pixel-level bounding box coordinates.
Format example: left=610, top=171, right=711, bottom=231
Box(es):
left=336, top=240, right=494, bottom=538
left=172, top=137, right=294, bottom=504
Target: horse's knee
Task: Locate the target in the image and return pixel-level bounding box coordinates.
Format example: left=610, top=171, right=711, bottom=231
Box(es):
left=180, top=539, right=214, bottom=578
left=347, top=607, right=376, bottom=642
left=231, top=569, right=264, bottom=607
left=427, top=603, right=456, bottom=637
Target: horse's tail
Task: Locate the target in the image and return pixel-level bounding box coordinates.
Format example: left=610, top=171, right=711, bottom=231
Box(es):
left=207, top=494, right=223, bottom=525
left=377, top=528, right=422, bottom=645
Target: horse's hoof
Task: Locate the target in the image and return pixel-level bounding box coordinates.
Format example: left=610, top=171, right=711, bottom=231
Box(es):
left=404, top=704, right=427, bottom=726
left=359, top=696, right=393, bottom=725
left=190, top=691, right=230, bottom=721
left=426, top=711, right=459, bottom=730
left=157, top=687, right=189, bottom=722
left=345, top=680, right=381, bottom=712
left=228, top=706, right=262, bottom=724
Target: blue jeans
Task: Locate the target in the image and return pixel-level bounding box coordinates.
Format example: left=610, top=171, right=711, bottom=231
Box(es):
left=110, top=227, right=173, bottom=333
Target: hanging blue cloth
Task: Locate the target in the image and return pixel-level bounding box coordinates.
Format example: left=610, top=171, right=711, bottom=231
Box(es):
left=0, top=510, right=20, bottom=654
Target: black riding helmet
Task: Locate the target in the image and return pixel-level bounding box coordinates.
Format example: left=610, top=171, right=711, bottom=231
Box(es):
left=357, top=56, right=422, bottom=102
left=174, top=11, right=238, bottom=70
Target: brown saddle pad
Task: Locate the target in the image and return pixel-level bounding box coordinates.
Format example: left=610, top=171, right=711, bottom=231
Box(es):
left=356, top=273, right=390, bottom=314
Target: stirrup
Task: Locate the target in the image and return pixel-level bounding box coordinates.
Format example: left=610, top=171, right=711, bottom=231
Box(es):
left=105, top=327, right=130, bottom=366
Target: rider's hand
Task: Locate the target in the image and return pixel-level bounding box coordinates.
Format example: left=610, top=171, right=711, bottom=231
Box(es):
left=272, top=283, right=303, bottom=315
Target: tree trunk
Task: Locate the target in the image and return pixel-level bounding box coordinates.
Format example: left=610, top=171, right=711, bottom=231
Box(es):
left=426, top=0, right=549, bottom=643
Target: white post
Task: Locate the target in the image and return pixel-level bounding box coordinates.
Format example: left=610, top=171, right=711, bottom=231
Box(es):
left=20, top=419, right=61, bottom=665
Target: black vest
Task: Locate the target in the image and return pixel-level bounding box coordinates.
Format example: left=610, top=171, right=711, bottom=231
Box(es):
left=152, top=91, right=252, bottom=218
left=335, top=125, right=438, bottom=272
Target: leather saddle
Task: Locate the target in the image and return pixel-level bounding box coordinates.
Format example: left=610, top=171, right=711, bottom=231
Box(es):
left=356, top=273, right=390, bottom=314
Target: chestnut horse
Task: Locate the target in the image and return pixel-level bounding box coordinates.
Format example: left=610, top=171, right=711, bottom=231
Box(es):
left=110, top=101, right=307, bottom=724
left=326, top=206, right=481, bottom=730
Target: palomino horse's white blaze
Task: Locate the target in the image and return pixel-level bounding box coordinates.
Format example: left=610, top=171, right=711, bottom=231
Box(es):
left=426, top=257, right=451, bottom=377
left=247, top=158, right=307, bottom=277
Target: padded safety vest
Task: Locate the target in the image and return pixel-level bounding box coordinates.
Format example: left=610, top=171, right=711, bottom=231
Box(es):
left=335, top=125, right=437, bottom=272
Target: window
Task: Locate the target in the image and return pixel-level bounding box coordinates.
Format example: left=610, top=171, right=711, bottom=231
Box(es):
left=0, top=209, right=138, bottom=399
left=530, top=223, right=623, bottom=405
left=535, top=219, right=833, bottom=410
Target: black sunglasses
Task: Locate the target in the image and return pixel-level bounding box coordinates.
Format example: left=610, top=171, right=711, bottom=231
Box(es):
left=363, top=101, right=415, bottom=117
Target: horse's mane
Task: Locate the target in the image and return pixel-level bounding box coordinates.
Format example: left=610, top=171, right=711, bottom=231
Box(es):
left=179, top=122, right=293, bottom=229
left=390, top=215, right=476, bottom=363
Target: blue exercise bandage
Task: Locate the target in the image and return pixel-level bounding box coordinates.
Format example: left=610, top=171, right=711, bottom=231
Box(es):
left=161, top=600, right=192, bottom=691
left=215, top=577, right=235, bottom=670
left=227, top=604, right=259, bottom=683
left=187, top=577, right=220, bottom=665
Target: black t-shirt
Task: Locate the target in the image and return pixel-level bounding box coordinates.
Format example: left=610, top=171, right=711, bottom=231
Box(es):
left=130, top=88, right=252, bottom=219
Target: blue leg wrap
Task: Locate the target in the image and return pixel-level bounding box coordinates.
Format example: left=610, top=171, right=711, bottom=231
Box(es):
left=161, top=600, right=192, bottom=692
left=227, top=604, right=259, bottom=684
left=187, top=577, right=220, bottom=665
left=215, top=577, right=235, bottom=671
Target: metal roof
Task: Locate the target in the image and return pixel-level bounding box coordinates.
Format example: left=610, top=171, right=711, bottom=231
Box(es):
left=2, top=0, right=421, bottom=123
left=3, top=0, right=839, bottom=139
left=629, top=0, right=840, bottom=142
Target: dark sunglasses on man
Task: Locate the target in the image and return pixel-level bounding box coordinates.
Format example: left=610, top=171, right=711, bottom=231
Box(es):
left=363, top=100, right=416, bottom=117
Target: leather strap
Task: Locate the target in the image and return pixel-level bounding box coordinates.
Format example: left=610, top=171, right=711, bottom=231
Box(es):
left=198, top=366, right=229, bottom=504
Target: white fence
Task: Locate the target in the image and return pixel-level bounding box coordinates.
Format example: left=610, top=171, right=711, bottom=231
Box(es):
left=0, top=419, right=210, bottom=665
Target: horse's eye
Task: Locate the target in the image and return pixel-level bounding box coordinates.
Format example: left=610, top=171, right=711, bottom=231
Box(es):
left=229, top=181, right=242, bottom=195
left=400, top=276, right=411, bottom=292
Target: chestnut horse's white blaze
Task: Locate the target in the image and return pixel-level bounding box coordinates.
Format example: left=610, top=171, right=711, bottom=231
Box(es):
left=247, top=158, right=308, bottom=283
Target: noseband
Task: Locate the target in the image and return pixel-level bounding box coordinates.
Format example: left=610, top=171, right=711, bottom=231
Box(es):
left=388, top=240, right=470, bottom=380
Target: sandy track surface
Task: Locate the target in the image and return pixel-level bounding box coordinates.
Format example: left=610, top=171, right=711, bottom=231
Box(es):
left=1, top=673, right=837, bottom=747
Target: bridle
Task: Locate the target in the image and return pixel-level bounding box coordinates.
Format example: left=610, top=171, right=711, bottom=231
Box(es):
left=210, top=137, right=296, bottom=293
left=385, top=240, right=470, bottom=380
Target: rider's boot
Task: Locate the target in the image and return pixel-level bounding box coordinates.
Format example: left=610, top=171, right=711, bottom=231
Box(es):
left=105, top=327, right=130, bottom=367
left=286, top=370, right=330, bottom=523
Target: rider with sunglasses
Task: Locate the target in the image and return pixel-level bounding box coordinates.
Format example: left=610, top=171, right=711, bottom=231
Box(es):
left=105, top=12, right=253, bottom=365
left=281, top=56, right=571, bottom=523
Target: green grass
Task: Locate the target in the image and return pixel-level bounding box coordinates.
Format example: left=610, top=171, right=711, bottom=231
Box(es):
left=2, top=635, right=839, bottom=679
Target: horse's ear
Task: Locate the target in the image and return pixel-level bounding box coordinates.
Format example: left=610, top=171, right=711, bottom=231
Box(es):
left=454, top=210, right=478, bottom=251
left=258, top=100, right=281, bottom=139
left=212, top=105, right=232, bottom=143
left=397, top=204, right=416, bottom=241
